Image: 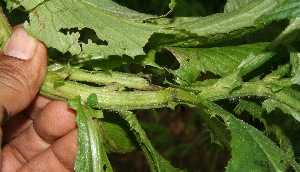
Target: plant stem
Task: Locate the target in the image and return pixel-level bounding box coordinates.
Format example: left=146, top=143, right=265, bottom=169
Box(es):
left=41, top=72, right=177, bottom=110
left=41, top=67, right=299, bottom=114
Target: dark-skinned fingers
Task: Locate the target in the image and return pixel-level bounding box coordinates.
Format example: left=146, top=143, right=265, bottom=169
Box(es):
left=23, top=95, right=52, bottom=120
left=32, top=100, right=77, bottom=143
left=1, top=101, right=76, bottom=169
left=2, top=113, right=32, bottom=144
left=0, top=28, right=47, bottom=125
left=17, top=129, right=77, bottom=172
left=2, top=95, right=52, bottom=144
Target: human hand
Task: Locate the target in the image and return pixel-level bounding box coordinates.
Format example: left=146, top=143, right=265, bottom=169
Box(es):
left=0, top=27, right=77, bottom=171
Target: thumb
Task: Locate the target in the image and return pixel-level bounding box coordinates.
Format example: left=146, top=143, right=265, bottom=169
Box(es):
left=0, top=28, right=47, bottom=124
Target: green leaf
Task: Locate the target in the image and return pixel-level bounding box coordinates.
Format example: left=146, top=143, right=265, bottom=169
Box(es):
left=119, top=111, right=184, bottom=172
left=234, top=100, right=265, bottom=120
left=148, top=0, right=278, bottom=48
left=163, top=0, right=176, bottom=17
left=268, top=87, right=300, bottom=123
left=226, top=115, right=297, bottom=172
left=200, top=115, right=231, bottom=149
left=88, top=0, right=155, bottom=22
left=68, top=96, right=113, bottom=172
left=169, top=0, right=177, bottom=10
left=290, top=46, right=300, bottom=84
left=263, top=97, right=300, bottom=123
left=256, top=0, right=300, bottom=23
left=237, top=49, right=277, bottom=77
left=53, top=79, right=65, bottom=88
left=262, top=64, right=290, bottom=81
left=236, top=100, right=299, bottom=166
left=100, top=112, right=137, bottom=153
left=163, top=0, right=278, bottom=46
left=23, top=0, right=159, bottom=57
left=224, top=0, right=255, bottom=13
left=87, top=93, right=99, bottom=106
left=267, top=17, right=300, bottom=49
left=6, top=0, right=44, bottom=11
left=166, top=43, right=268, bottom=84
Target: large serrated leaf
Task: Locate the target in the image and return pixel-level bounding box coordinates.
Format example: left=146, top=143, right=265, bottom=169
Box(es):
left=23, top=0, right=159, bottom=57
left=226, top=116, right=298, bottom=172
left=195, top=98, right=300, bottom=172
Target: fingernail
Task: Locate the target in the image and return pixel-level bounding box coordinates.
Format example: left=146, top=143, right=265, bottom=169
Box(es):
left=3, top=28, right=38, bottom=60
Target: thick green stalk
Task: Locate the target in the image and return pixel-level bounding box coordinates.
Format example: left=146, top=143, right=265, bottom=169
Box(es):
left=41, top=67, right=298, bottom=114
left=41, top=72, right=177, bottom=110
left=0, top=7, right=11, bottom=49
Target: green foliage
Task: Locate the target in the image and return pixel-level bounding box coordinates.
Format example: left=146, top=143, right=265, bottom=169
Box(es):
left=1, top=0, right=300, bottom=171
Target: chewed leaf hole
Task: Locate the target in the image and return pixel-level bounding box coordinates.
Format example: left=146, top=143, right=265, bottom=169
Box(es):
left=155, top=49, right=178, bottom=70
left=60, top=27, right=108, bottom=45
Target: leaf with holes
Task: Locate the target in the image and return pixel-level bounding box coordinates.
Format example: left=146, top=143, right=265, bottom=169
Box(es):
left=23, top=0, right=159, bottom=58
